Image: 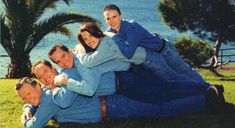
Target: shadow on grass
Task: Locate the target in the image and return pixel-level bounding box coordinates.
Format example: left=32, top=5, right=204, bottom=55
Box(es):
left=45, top=102, right=235, bottom=128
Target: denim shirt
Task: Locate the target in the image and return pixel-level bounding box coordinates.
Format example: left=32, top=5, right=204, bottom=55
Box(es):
left=23, top=88, right=61, bottom=128
left=52, top=86, right=102, bottom=124
left=59, top=67, right=116, bottom=96
left=78, top=36, right=146, bottom=73
left=23, top=87, right=103, bottom=127
left=107, top=19, right=163, bottom=59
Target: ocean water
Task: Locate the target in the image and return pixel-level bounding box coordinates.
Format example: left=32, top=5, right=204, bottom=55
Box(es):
left=0, top=0, right=235, bottom=78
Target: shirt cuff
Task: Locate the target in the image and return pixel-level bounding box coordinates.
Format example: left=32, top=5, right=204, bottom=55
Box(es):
left=23, top=104, right=33, bottom=111
left=52, top=87, right=61, bottom=96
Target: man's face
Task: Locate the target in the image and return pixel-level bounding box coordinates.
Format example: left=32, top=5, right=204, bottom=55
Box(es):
left=50, top=48, right=74, bottom=69
left=17, top=83, right=42, bottom=106
left=33, top=63, right=57, bottom=85
left=81, top=31, right=100, bottom=49
left=103, top=9, right=122, bottom=32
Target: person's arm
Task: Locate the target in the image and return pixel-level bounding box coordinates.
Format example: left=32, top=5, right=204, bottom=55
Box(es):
left=21, top=104, right=37, bottom=124
left=65, top=58, right=102, bottom=96
left=52, top=86, right=78, bottom=108
left=77, top=37, right=119, bottom=67
left=23, top=104, right=37, bottom=115
left=112, top=26, right=141, bottom=59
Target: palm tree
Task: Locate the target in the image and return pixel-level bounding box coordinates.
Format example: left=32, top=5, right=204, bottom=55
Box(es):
left=1, top=0, right=99, bottom=78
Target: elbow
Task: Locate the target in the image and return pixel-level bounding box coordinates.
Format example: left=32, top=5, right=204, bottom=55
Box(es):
left=85, top=87, right=96, bottom=97
left=86, top=90, right=95, bottom=97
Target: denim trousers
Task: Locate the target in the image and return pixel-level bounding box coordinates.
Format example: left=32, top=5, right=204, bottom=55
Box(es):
left=117, top=66, right=210, bottom=104
left=106, top=94, right=206, bottom=120
left=160, top=41, right=204, bottom=82
left=143, top=50, right=191, bottom=81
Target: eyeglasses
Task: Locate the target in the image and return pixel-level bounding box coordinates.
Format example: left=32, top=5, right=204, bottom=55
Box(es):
left=15, top=77, right=37, bottom=90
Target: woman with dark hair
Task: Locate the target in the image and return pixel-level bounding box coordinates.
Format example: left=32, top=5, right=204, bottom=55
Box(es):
left=77, top=22, right=188, bottom=81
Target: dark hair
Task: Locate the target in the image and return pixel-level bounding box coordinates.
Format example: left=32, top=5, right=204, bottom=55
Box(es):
left=31, top=60, right=54, bottom=78
left=48, top=43, right=69, bottom=63
left=77, top=22, right=105, bottom=52
left=15, top=77, right=38, bottom=91
left=104, top=4, right=121, bottom=15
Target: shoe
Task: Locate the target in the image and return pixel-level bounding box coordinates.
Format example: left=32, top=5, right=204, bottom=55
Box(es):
left=205, top=86, right=222, bottom=113
left=213, top=84, right=225, bottom=104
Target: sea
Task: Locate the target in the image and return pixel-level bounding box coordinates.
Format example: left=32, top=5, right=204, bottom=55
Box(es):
left=0, top=0, right=235, bottom=78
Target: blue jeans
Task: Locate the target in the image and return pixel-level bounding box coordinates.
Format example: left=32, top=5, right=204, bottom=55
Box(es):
left=143, top=50, right=190, bottom=81
left=160, top=41, right=204, bottom=82
left=106, top=94, right=206, bottom=120
left=117, top=66, right=210, bottom=104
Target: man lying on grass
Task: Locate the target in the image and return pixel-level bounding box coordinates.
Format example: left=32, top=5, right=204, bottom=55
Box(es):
left=16, top=76, right=225, bottom=128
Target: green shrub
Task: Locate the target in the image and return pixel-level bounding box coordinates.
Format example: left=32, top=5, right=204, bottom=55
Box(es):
left=173, top=36, right=214, bottom=67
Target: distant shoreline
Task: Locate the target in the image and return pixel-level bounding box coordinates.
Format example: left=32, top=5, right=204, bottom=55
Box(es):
left=1, top=64, right=235, bottom=79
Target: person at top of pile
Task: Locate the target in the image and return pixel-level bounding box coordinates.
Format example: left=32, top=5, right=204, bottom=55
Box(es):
left=102, top=4, right=204, bottom=82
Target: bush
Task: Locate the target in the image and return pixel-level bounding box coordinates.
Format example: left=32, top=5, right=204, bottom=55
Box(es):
left=173, top=36, right=214, bottom=67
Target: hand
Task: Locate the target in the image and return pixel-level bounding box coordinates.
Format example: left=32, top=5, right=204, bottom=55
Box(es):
left=73, top=43, right=86, bottom=54
left=54, top=74, right=68, bottom=86
left=41, top=84, right=48, bottom=88
left=49, top=84, right=58, bottom=89
left=21, top=110, right=32, bottom=124
left=103, top=32, right=115, bottom=37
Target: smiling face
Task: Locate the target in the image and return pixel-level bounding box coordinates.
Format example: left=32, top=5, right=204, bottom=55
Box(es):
left=17, top=82, right=42, bottom=106
left=33, top=63, right=57, bottom=85
left=103, top=9, right=122, bottom=32
left=80, top=31, right=100, bottom=49
left=50, top=48, right=74, bottom=69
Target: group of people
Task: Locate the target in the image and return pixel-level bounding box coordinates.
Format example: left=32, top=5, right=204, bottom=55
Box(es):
left=15, top=4, right=225, bottom=128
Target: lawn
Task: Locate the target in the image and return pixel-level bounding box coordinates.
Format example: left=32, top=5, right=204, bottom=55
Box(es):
left=0, top=65, right=235, bottom=128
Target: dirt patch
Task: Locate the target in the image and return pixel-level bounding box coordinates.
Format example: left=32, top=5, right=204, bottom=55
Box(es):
left=216, top=64, right=235, bottom=72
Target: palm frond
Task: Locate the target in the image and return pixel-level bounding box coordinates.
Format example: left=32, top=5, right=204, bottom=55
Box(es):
left=29, top=0, right=72, bottom=22
left=51, top=26, right=72, bottom=37
left=32, top=12, right=100, bottom=48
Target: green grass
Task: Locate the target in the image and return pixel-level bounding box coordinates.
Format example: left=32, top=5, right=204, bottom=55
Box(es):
left=1, top=66, right=235, bottom=128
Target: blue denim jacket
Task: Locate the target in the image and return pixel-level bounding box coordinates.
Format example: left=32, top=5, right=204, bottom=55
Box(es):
left=78, top=36, right=146, bottom=73
left=107, top=19, right=163, bottom=59
left=23, top=87, right=103, bottom=127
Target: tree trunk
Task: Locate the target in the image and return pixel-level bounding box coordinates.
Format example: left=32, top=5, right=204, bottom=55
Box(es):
left=209, top=38, right=222, bottom=68
left=6, top=56, right=32, bottom=78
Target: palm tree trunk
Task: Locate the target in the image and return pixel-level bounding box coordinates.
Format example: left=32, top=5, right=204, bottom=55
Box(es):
left=209, top=38, right=222, bottom=68
left=6, top=56, right=32, bottom=78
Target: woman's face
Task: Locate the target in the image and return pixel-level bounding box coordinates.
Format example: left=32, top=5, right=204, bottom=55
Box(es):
left=103, top=9, right=122, bottom=32
left=81, top=31, right=100, bottom=49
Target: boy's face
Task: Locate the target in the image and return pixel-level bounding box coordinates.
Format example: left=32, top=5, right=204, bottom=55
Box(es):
left=17, top=82, right=42, bottom=106
left=33, top=63, right=57, bottom=85
left=103, top=9, right=122, bottom=32
left=50, top=48, right=74, bottom=69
